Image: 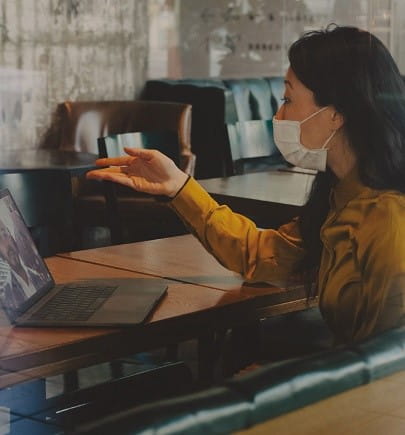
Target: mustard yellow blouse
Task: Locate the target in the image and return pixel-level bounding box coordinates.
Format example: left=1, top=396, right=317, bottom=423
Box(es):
left=171, top=170, right=405, bottom=344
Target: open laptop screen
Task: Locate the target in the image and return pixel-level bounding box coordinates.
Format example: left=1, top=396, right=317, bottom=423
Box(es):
left=0, top=189, right=54, bottom=320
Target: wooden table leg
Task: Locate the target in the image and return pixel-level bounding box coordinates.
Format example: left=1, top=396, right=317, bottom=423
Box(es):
left=197, top=331, right=216, bottom=385
left=165, top=343, right=179, bottom=361
left=222, top=320, right=261, bottom=376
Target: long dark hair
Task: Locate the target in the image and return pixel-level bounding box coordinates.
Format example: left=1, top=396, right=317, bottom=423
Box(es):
left=289, top=25, right=405, bottom=292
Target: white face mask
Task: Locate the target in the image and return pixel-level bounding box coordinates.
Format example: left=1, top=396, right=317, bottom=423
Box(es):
left=273, top=106, right=337, bottom=171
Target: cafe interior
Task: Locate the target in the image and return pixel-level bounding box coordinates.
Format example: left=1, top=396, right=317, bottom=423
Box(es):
left=1, top=0, right=405, bottom=433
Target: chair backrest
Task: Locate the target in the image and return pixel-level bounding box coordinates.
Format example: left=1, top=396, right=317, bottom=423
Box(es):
left=141, top=77, right=287, bottom=177
left=227, top=119, right=286, bottom=174
left=40, top=100, right=195, bottom=176
left=224, top=77, right=287, bottom=174
left=97, top=125, right=196, bottom=244
left=98, top=130, right=181, bottom=173
left=268, top=76, right=285, bottom=113
left=141, top=80, right=236, bottom=178
left=0, top=170, right=74, bottom=256
left=224, top=78, right=275, bottom=122
left=98, top=130, right=183, bottom=209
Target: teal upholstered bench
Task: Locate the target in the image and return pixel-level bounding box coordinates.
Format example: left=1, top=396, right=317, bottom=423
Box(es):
left=77, top=325, right=405, bottom=434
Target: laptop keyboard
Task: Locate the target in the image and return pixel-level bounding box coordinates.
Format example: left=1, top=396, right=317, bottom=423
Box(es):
left=29, top=284, right=118, bottom=321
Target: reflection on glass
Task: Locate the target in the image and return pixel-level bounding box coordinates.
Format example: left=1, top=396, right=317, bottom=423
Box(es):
left=147, top=0, right=405, bottom=78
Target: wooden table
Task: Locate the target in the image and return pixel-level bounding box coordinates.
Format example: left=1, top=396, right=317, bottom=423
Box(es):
left=59, top=234, right=244, bottom=291
left=58, top=234, right=316, bottom=378
left=0, top=149, right=97, bottom=175
left=0, top=257, right=248, bottom=389
left=0, top=149, right=99, bottom=254
left=199, top=170, right=315, bottom=228
left=0, top=258, right=309, bottom=389
left=58, top=234, right=311, bottom=316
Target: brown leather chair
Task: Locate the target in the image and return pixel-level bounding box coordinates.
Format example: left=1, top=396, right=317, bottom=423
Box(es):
left=40, top=100, right=195, bottom=246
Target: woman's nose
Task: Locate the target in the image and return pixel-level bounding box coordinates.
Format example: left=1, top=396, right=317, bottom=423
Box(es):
left=274, top=104, right=285, bottom=120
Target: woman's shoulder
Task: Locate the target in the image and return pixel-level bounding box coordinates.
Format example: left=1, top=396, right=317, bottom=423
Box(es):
left=343, top=187, right=405, bottom=220
left=369, top=189, right=405, bottom=216
left=354, top=189, right=405, bottom=238
left=351, top=190, right=405, bottom=267
left=351, top=187, right=405, bottom=212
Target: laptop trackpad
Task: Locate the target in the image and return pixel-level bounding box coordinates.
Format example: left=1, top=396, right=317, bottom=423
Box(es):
left=88, top=278, right=168, bottom=325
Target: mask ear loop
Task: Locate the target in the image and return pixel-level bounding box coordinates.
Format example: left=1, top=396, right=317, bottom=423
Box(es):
left=300, top=106, right=329, bottom=124
left=321, top=129, right=337, bottom=150
left=300, top=106, right=338, bottom=151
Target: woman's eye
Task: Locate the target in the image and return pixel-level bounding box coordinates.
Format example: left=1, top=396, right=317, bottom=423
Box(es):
left=281, top=96, right=290, bottom=104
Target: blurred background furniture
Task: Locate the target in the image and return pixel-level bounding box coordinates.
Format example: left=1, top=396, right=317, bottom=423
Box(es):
left=0, top=170, right=74, bottom=257
left=227, top=119, right=286, bottom=174
left=142, top=79, right=234, bottom=178
left=0, top=149, right=97, bottom=174
left=199, top=170, right=315, bottom=229
left=40, top=100, right=195, bottom=247
left=0, top=149, right=98, bottom=255
left=141, top=76, right=287, bottom=178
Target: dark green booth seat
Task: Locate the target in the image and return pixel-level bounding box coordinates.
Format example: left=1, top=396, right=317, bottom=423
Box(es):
left=77, top=325, right=405, bottom=434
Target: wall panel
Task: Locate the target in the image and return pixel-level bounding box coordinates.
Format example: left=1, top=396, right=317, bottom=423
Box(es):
left=0, top=0, right=148, bottom=150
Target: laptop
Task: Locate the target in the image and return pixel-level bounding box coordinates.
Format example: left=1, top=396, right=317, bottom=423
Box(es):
left=0, top=189, right=168, bottom=327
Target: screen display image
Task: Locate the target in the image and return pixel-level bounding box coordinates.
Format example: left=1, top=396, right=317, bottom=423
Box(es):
left=0, top=191, right=52, bottom=317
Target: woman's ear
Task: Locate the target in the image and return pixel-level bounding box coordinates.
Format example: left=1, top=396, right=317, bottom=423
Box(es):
left=331, top=110, right=345, bottom=130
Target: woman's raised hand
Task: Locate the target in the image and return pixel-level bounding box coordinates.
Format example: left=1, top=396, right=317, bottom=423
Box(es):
left=86, top=148, right=189, bottom=197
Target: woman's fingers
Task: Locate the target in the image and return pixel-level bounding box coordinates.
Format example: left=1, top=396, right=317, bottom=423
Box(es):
left=95, top=156, right=135, bottom=167
left=86, top=166, right=123, bottom=179
left=124, top=147, right=155, bottom=160
left=95, top=149, right=160, bottom=167
left=87, top=148, right=170, bottom=195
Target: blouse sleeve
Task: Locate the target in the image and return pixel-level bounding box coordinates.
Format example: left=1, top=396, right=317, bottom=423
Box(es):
left=170, top=177, right=305, bottom=283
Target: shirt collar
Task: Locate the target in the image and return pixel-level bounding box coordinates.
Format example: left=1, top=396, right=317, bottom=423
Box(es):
left=330, top=167, right=370, bottom=211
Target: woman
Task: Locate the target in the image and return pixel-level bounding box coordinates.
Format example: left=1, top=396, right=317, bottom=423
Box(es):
left=87, top=26, right=405, bottom=345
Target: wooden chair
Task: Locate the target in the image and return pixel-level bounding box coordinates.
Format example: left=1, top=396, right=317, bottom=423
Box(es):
left=40, top=100, right=195, bottom=246
left=0, top=170, right=74, bottom=256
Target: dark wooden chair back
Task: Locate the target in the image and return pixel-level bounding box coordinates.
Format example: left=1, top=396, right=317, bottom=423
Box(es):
left=40, top=100, right=194, bottom=174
